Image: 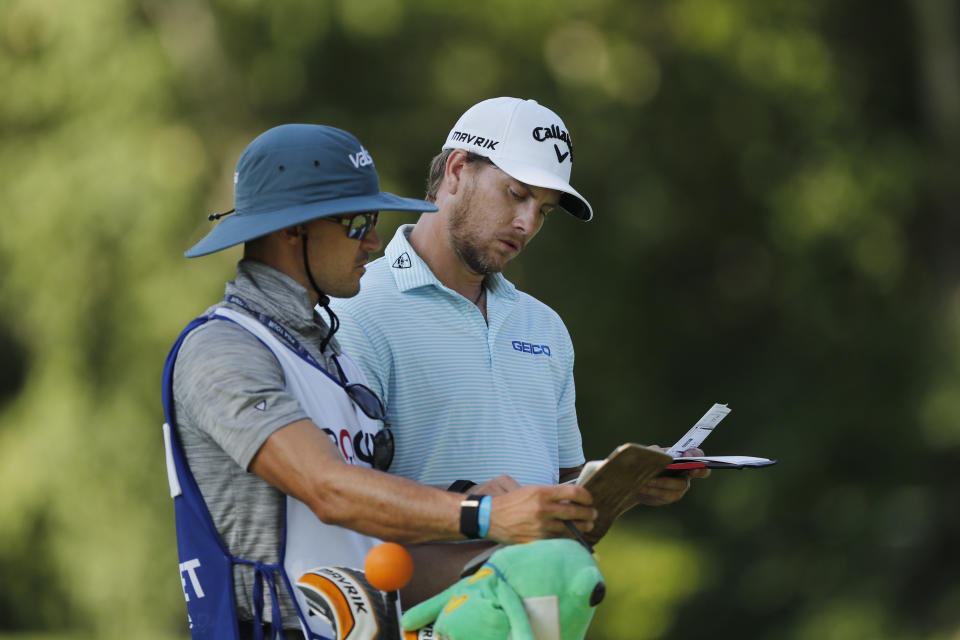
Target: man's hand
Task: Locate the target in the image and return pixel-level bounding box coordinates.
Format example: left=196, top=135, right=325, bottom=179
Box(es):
left=470, top=474, right=522, bottom=497
left=629, top=447, right=711, bottom=507
left=486, top=484, right=596, bottom=544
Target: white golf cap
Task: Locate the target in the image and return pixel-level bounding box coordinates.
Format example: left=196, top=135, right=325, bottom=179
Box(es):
left=442, top=97, right=593, bottom=221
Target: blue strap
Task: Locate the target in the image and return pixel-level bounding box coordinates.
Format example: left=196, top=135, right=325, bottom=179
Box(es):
left=477, top=495, right=492, bottom=538
left=224, top=295, right=360, bottom=390
left=266, top=567, right=284, bottom=640
left=486, top=561, right=508, bottom=583
left=252, top=566, right=264, bottom=640
left=225, top=295, right=326, bottom=371
left=237, top=558, right=288, bottom=640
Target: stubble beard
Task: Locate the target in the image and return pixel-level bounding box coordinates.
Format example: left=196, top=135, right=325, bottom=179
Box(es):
left=449, top=184, right=503, bottom=276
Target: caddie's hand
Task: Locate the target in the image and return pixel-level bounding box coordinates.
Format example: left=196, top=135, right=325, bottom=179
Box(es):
left=471, top=474, right=522, bottom=497
left=630, top=446, right=710, bottom=507
left=486, top=484, right=596, bottom=544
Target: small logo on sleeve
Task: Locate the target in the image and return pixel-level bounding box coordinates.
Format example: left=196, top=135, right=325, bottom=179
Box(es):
left=511, top=340, right=551, bottom=356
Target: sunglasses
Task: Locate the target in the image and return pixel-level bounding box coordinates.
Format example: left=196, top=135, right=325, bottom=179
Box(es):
left=345, top=382, right=394, bottom=472
left=327, top=212, right=379, bottom=240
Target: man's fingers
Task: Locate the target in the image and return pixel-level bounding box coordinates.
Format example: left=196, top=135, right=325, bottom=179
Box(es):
left=486, top=483, right=600, bottom=544
left=644, top=476, right=689, bottom=491
left=493, top=474, right=522, bottom=491
left=676, top=450, right=711, bottom=479
left=551, top=503, right=597, bottom=526
left=633, top=475, right=692, bottom=506
left=549, top=483, right=593, bottom=505
left=566, top=518, right=595, bottom=533
left=473, top=474, right=522, bottom=496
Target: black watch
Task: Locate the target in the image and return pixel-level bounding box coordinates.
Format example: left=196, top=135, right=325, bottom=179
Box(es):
left=459, top=494, right=485, bottom=539
left=447, top=479, right=477, bottom=493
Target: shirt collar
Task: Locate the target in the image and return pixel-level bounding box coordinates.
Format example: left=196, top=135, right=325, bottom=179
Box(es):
left=225, top=259, right=342, bottom=356
left=384, top=224, right=518, bottom=300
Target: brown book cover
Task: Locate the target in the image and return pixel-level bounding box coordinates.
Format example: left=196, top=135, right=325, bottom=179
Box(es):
left=576, top=444, right=674, bottom=545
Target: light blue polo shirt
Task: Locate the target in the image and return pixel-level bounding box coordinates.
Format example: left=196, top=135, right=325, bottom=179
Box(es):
left=329, top=225, right=584, bottom=487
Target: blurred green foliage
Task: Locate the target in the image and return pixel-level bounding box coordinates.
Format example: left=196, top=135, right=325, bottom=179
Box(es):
left=1, top=0, right=958, bottom=638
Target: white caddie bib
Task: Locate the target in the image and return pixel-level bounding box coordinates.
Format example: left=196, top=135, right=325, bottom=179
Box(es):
left=216, top=308, right=382, bottom=637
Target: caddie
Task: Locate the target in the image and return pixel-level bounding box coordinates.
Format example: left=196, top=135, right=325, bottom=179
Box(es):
left=160, top=123, right=597, bottom=639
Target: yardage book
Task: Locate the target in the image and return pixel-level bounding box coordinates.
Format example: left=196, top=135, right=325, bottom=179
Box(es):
left=575, top=404, right=776, bottom=544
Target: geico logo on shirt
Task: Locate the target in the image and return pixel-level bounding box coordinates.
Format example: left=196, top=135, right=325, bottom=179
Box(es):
left=511, top=340, right=551, bottom=356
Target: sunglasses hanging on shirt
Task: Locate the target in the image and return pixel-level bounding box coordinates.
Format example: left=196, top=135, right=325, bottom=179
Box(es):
left=342, top=381, right=394, bottom=472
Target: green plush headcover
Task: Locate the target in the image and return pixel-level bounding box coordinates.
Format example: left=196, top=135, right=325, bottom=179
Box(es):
left=402, top=539, right=605, bottom=640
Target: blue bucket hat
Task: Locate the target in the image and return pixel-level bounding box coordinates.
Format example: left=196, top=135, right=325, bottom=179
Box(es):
left=185, top=124, right=437, bottom=257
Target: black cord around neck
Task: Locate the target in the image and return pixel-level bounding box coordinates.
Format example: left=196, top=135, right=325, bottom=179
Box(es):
left=301, top=233, right=339, bottom=354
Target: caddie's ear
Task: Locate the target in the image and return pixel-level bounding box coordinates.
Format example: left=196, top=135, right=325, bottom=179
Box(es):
left=276, top=224, right=306, bottom=245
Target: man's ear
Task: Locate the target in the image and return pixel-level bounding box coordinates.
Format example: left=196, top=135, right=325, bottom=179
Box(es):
left=443, top=149, right=470, bottom=196
left=278, top=224, right=305, bottom=245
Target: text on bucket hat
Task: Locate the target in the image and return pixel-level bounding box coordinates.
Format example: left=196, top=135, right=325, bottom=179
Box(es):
left=441, top=97, right=592, bottom=221
left=185, top=124, right=438, bottom=257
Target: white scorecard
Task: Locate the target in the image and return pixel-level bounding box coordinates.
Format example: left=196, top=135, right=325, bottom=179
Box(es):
left=666, top=403, right=731, bottom=457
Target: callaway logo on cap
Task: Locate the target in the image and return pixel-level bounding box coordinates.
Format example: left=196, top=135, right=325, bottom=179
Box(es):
left=442, top=97, right=593, bottom=221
